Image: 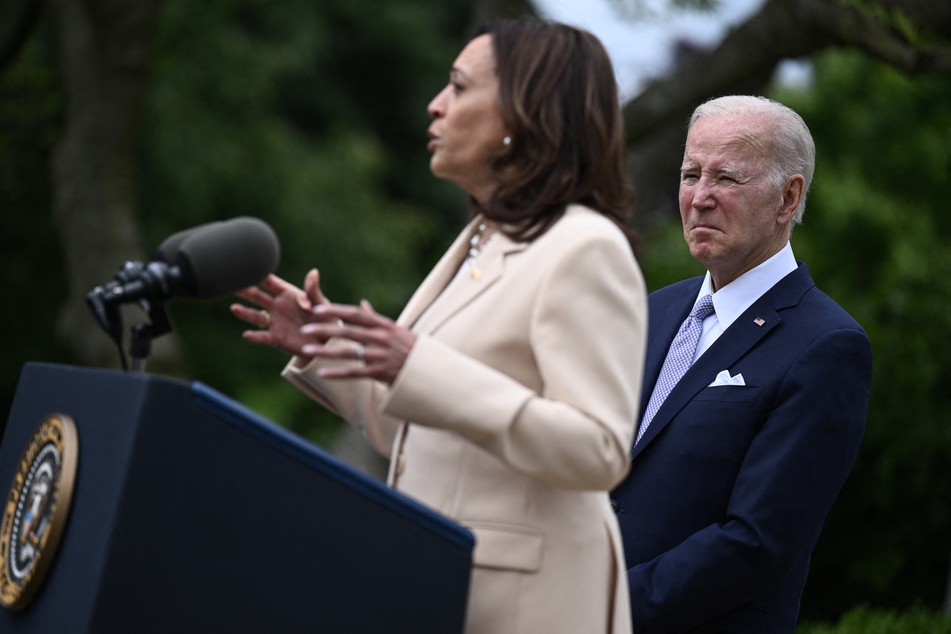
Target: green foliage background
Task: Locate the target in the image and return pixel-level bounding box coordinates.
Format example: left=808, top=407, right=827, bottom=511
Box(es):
left=797, top=605, right=951, bottom=634
left=786, top=50, right=951, bottom=621
left=1, top=2, right=950, bottom=627
left=1, top=34, right=64, bottom=422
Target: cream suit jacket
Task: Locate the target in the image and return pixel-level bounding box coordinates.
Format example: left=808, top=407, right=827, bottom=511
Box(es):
left=283, top=204, right=646, bottom=634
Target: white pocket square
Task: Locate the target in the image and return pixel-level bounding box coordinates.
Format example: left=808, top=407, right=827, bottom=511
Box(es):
left=709, top=369, right=745, bottom=387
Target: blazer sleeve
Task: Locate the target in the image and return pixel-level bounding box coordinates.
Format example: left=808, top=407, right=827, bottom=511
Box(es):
left=381, top=230, right=647, bottom=491
left=628, top=326, right=872, bottom=631
left=282, top=352, right=402, bottom=458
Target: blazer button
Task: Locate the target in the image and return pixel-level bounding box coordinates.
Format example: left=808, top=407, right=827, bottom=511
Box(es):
left=610, top=498, right=619, bottom=513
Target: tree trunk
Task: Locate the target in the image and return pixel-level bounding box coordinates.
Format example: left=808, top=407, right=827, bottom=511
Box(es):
left=49, top=0, right=181, bottom=371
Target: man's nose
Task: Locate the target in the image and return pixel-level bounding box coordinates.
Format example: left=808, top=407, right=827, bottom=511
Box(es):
left=690, top=180, right=716, bottom=209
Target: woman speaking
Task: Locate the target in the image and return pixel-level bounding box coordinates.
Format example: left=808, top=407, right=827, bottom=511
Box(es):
left=232, top=19, right=646, bottom=634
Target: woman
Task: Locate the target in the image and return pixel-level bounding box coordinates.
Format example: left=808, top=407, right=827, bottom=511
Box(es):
left=232, top=20, right=646, bottom=634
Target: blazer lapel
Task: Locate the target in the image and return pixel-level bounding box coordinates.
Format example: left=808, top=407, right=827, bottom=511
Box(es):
left=633, top=263, right=815, bottom=456
left=397, top=217, right=477, bottom=329
left=397, top=217, right=527, bottom=335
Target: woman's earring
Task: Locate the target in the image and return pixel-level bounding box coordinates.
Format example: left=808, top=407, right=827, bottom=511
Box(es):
left=503, top=136, right=512, bottom=146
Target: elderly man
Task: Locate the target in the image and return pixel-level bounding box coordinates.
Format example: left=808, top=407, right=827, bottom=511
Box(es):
left=612, top=95, right=872, bottom=633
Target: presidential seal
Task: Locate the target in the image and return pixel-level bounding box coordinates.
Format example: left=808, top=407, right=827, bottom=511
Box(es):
left=0, top=414, right=79, bottom=610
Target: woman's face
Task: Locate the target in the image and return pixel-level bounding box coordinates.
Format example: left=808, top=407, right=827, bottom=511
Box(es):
left=427, top=34, right=510, bottom=205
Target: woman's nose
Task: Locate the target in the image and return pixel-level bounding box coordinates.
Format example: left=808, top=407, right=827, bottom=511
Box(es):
left=427, top=86, right=448, bottom=119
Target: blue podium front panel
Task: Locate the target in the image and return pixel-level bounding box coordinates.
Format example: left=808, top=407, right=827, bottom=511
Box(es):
left=0, top=363, right=473, bottom=633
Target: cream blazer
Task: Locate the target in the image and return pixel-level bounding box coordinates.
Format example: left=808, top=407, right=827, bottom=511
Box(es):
left=283, top=204, right=646, bottom=634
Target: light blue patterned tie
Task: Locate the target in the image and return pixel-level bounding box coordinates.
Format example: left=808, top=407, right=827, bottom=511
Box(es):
left=636, top=294, right=715, bottom=445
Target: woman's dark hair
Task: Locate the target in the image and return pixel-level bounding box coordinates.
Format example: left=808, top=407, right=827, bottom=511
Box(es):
left=476, top=20, right=634, bottom=242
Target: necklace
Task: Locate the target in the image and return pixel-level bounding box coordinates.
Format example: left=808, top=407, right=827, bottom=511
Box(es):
left=466, top=222, right=495, bottom=280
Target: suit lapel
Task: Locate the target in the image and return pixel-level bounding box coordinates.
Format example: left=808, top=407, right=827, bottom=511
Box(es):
left=633, top=263, right=815, bottom=456
left=639, top=281, right=702, bottom=408
left=397, top=217, right=527, bottom=335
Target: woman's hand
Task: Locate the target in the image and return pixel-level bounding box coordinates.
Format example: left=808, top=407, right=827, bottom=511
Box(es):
left=230, top=269, right=331, bottom=357
left=300, top=300, right=416, bottom=385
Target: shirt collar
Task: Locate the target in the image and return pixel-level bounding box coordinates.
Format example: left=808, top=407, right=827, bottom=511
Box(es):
left=698, top=241, right=797, bottom=330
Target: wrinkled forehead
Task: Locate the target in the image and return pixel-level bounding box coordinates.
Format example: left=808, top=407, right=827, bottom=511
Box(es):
left=683, top=114, right=775, bottom=166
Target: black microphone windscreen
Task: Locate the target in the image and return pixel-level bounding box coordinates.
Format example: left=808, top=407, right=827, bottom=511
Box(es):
left=174, top=217, right=281, bottom=299
left=153, top=221, right=221, bottom=264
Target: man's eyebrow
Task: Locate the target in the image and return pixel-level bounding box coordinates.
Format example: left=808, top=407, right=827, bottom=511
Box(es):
left=679, top=164, right=743, bottom=176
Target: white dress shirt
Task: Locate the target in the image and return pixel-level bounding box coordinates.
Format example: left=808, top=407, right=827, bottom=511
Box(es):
left=692, top=242, right=798, bottom=361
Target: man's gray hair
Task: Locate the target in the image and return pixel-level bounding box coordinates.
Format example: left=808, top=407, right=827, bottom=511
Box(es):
left=689, top=95, right=815, bottom=224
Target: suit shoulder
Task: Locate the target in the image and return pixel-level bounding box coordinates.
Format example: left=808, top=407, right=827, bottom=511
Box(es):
left=648, top=277, right=705, bottom=305
left=797, top=286, right=867, bottom=336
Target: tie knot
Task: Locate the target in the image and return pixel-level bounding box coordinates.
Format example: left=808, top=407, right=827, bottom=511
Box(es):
left=691, top=295, right=715, bottom=321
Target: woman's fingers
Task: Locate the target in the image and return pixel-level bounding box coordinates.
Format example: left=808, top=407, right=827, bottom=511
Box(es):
left=303, top=268, right=329, bottom=308
left=259, top=273, right=297, bottom=295
left=235, top=286, right=268, bottom=307
left=231, top=274, right=318, bottom=357
left=230, top=302, right=264, bottom=326
left=235, top=274, right=292, bottom=305
left=298, top=301, right=415, bottom=384
left=311, top=302, right=387, bottom=328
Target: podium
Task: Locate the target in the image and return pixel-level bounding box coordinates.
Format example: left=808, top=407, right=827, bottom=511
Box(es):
left=0, top=363, right=473, bottom=633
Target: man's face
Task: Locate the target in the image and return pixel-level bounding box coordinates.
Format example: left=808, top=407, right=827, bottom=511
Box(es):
left=679, top=114, right=792, bottom=289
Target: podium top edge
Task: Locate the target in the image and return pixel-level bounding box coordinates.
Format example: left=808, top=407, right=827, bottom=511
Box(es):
left=190, top=381, right=475, bottom=551
left=14, top=364, right=473, bottom=551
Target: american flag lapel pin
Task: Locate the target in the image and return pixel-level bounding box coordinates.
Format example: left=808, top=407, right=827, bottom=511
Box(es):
left=754, top=318, right=766, bottom=326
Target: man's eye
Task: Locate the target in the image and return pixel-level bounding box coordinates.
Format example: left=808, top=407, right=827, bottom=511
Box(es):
left=682, top=173, right=698, bottom=183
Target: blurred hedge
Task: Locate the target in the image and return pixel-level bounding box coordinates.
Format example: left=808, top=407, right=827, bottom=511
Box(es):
left=798, top=606, right=951, bottom=634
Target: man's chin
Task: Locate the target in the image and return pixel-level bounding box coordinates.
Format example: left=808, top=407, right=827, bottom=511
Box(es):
left=687, top=240, right=720, bottom=264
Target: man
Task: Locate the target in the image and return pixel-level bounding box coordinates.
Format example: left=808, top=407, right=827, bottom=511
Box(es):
left=612, top=95, right=872, bottom=633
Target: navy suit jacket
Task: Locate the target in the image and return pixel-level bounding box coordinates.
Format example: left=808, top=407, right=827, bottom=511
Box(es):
left=612, top=263, right=872, bottom=633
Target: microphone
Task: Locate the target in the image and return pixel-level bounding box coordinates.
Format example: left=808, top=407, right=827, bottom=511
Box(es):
left=87, top=216, right=281, bottom=370
left=165, top=216, right=281, bottom=299
left=152, top=219, right=219, bottom=264
left=89, top=216, right=281, bottom=305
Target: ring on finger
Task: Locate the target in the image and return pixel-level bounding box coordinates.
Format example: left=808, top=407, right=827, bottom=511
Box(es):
left=355, top=343, right=365, bottom=363
left=261, top=311, right=271, bottom=329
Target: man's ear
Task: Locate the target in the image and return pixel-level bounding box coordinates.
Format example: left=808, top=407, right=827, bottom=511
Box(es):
left=777, top=174, right=805, bottom=225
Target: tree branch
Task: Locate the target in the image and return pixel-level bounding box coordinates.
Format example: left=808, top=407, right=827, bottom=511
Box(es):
left=825, top=0, right=951, bottom=74
left=623, top=0, right=951, bottom=145
left=623, top=0, right=833, bottom=144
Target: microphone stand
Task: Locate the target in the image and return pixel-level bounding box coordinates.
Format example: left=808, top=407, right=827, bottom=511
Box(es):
left=129, top=299, right=173, bottom=373
left=86, top=275, right=174, bottom=373
left=86, top=288, right=127, bottom=369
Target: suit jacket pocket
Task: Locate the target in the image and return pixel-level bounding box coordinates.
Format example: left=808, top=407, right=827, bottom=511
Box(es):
left=693, top=385, right=763, bottom=404
left=467, top=521, right=544, bottom=572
